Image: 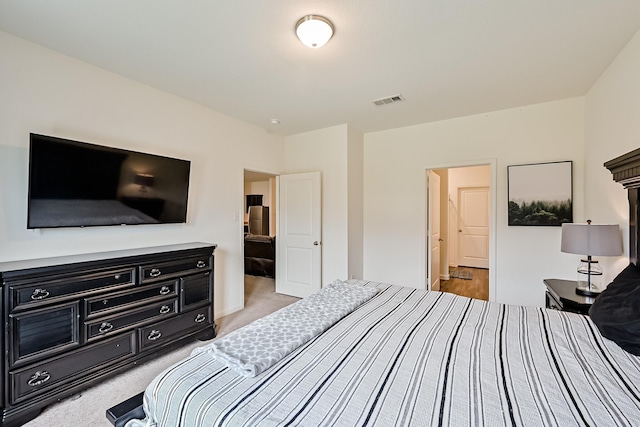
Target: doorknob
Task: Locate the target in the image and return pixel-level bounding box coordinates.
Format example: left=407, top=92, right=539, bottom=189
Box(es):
left=313, top=241, right=320, bottom=246
left=439, top=238, right=444, bottom=241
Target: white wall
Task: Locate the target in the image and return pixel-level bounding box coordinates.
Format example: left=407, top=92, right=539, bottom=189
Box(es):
left=585, top=28, right=640, bottom=280
left=284, top=124, right=349, bottom=284
left=4, top=23, right=637, bottom=316
left=364, top=98, right=585, bottom=306
left=0, top=32, right=285, bottom=318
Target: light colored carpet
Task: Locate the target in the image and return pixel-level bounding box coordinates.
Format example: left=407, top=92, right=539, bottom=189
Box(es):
left=23, top=275, right=299, bottom=427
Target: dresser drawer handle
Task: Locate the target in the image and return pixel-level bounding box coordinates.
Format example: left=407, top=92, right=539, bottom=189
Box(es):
left=98, top=322, right=114, bottom=334
left=30, top=288, right=50, bottom=300
left=159, top=286, right=171, bottom=295
left=194, top=313, right=206, bottom=323
left=196, top=260, right=206, bottom=268
left=159, top=305, right=171, bottom=314
left=27, top=371, right=51, bottom=387
left=147, top=330, right=162, bottom=341
left=150, top=269, right=161, bottom=278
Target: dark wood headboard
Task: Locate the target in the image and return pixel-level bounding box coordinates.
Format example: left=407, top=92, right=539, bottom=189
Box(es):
left=604, top=147, right=640, bottom=266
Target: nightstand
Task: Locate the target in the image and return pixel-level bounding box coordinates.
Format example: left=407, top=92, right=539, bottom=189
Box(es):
left=543, top=279, right=595, bottom=315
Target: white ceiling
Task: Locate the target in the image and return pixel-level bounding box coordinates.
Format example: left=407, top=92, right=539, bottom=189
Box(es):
left=1, top=1, right=640, bottom=136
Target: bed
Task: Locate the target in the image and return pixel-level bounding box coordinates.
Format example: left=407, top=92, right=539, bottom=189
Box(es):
left=108, top=149, right=640, bottom=427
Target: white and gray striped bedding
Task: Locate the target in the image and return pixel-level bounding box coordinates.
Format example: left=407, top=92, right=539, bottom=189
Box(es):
left=131, top=281, right=640, bottom=427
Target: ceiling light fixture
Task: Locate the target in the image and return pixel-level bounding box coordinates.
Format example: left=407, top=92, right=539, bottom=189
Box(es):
left=295, top=15, right=334, bottom=48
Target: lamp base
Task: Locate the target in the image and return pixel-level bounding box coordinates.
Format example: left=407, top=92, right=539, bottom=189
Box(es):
left=575, top=285, right=601, bottom=297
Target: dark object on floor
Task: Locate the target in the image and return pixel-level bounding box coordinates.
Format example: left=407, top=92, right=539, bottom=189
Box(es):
left=450, top=268, right=473, bottom=280
left=106, top=392, right=145, bottom=427
left=245, top=234, right=275, bottom=277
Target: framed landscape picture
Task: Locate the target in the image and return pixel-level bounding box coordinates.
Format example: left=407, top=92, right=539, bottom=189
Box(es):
left=507, top=161, right=572, bottom=226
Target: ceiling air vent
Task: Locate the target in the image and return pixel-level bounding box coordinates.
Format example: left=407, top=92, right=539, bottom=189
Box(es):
left=372, top=94, right=405, bottom=106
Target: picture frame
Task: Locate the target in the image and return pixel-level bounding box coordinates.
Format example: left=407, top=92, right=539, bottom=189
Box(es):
left=507, top=160, right=573, bottom=226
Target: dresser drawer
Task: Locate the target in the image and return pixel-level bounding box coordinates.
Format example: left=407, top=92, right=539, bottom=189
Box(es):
left=86, top=299, right=178, bottom=341
left=9, top=268, right=135, bottom=311
left=10, top=332, right=135, bottom=404
left=140, top=256, right=211, bottom=284
left=139, top=306, right=212, bottom=351
left=85, top=281, right=178, bottom=318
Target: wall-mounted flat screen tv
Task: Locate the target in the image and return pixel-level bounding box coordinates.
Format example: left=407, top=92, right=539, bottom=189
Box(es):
left=27, top=133, right=191, bottom=229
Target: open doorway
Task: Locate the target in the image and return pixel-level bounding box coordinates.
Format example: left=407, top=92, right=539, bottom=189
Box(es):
left=426, top=162, right=495, bottom=301
left=243, top=169, right=279, bottom=306
left=242, top=169, right=323, bottom=306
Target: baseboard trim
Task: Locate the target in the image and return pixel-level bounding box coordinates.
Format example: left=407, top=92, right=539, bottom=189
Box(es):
left=215, top=304, right=244, bottom=320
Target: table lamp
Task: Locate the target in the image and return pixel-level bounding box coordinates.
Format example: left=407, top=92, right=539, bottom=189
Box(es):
left=134, top=173, right=155, bottom=194
left=560, top=220, right=622, bottom=297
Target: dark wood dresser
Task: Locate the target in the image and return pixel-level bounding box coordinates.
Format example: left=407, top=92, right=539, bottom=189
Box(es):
left=0, top=242, right=216, bottom=427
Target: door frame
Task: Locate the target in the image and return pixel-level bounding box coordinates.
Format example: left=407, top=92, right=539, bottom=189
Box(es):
left=422, top=159, right=497, bottom=302
left=427, top=170, right=442, bottom=291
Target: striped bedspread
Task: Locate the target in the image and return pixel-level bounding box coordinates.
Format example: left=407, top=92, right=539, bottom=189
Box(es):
left=131, top=281, right=640, bottom=427
left=203, top=281, right=378, bottom=377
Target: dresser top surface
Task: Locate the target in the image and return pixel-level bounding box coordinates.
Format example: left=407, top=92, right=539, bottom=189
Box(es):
left=0, top=242, right=216, bottom=274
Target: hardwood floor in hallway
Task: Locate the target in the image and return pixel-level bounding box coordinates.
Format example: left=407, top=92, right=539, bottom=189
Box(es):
left=440, top=267, right=489, bottom=301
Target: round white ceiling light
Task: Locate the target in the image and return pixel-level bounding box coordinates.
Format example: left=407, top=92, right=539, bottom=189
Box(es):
left=295, top=15, right=334, bottom=48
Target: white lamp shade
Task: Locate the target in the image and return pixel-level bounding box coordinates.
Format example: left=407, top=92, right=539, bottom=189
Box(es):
left=296, top=15, right=334, bottom=48
left=561, top=223, right=622, bottom=256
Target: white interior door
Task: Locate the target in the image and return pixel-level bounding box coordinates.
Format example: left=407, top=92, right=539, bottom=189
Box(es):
left=427, top=171, right=441, bottom=291
left=458, top=186, right=489, bottom=268
left=276, top=172, right=322, bottom=298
